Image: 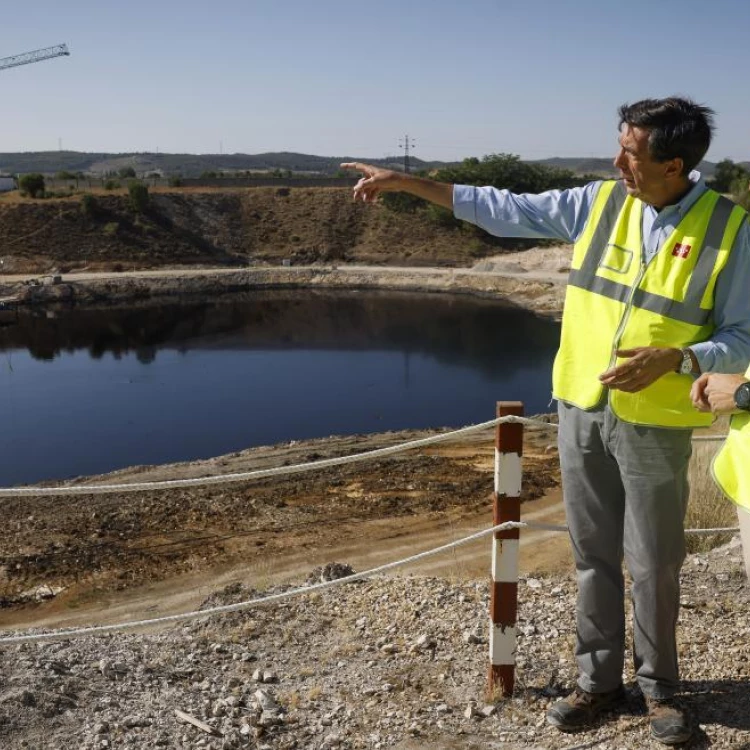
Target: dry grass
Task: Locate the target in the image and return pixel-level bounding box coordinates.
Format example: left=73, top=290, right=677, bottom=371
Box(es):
left=686, top=440, right=737, bottom=553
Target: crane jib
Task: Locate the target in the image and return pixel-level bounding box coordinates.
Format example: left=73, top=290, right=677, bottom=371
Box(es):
left=0, top=44, right=70, bottom=72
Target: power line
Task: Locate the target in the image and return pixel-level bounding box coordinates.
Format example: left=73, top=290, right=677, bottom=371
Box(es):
left=398, top=134, right=416, bottom=173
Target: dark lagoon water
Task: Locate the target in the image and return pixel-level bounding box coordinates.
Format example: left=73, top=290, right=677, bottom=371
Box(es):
left=0, top=290, right=560, bottom=486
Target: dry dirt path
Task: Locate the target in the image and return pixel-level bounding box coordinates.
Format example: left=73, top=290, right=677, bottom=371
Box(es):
left=1, top=246, right=571, bottom=286
left=0, top=247, right=572, bottom=320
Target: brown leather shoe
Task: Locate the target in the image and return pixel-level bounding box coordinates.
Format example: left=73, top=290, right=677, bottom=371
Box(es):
left=646, top=696, right=693, bottom=745
left=546, top=685, right=626, bottom=731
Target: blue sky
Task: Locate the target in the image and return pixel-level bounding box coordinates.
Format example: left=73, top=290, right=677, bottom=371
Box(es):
left=1, top=0, right=748, bottom=162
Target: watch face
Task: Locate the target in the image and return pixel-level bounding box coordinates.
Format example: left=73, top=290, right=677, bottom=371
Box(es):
left=680, top=351, right=693, bottom=374
left=735, top=383, right=750, bottom=411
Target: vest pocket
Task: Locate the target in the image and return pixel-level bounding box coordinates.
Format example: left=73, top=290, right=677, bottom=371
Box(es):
left=599, top=243, right=634, bottom=275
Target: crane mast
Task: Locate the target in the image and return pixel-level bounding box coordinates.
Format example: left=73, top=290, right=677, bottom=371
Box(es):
left=0, top=44, right=70, bottom=72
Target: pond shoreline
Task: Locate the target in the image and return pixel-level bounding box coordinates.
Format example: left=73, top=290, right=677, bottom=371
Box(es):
left=1, top=261, right=568, bottom=319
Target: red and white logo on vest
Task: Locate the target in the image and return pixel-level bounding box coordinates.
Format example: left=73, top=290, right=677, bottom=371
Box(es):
left=671, top=242, right=692, bottom=259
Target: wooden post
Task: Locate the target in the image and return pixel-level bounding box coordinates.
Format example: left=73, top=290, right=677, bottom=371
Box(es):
left=488, top=401, right=523, bottom=698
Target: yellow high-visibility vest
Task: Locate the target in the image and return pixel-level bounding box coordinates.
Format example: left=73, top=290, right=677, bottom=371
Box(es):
left=712, top=367, right=750, bottom=511
left=553, top=180, right=747, bottom=428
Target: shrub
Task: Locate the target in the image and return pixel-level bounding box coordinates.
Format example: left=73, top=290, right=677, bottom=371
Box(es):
left=104, top=180, right=120, bottom=191
left=118, top=166, right=136, bottom=179
left=426, top=203, right=459, bottom=229
left=380, top=191, right=426, bottom=213
left=168, top=177, right=183, bottom=188
left=128, top=181, right=149, bottom=213
left=80, top=193, right=98, bottom=218
left=18, top=173, right=46, bottom=198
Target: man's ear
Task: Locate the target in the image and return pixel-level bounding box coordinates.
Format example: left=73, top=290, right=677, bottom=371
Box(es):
left=664, top=157, right=685, bottom=180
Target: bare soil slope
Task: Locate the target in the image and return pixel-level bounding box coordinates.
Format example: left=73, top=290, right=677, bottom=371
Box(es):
left=0, top=188, right=541, bottom=274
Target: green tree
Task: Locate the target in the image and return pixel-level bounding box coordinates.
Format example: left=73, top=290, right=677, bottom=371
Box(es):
left=118, top=166, right=137, bottom=179
left=128, top=180, right=149, bottom=213
left=710, top=159, right=749, bottom=193
left=435, top=153, right=585, bottom=193
left=18, top=173, right=46, bottom=198
left=56, top=170, right=76, bottom=181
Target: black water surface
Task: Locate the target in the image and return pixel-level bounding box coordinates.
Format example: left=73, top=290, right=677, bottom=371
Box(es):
left=0, top=290, right=560, bottom=485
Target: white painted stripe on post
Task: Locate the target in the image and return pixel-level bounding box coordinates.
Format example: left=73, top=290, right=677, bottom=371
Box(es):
left=492, top=538, right=519, bottom=583
left=494, top=448, right=522, bottom=496
left=489, top=622, right=517, bottom=665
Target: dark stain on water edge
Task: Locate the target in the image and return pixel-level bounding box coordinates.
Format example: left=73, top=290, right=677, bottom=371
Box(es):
left=0, top=290, right=560, bottom=486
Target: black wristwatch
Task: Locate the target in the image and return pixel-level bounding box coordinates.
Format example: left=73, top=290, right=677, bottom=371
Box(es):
left=734, top=381, right=750, bottom=412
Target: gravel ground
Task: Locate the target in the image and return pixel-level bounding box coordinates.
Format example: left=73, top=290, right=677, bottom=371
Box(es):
left=1, top=538, right=748, bottom=750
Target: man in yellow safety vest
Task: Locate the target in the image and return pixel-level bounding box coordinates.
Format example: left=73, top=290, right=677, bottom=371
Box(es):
left=343, top=96, right=750, bottom=746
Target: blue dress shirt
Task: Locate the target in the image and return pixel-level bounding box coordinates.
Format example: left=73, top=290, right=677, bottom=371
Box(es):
left=453, top=173, right=750, bottom=374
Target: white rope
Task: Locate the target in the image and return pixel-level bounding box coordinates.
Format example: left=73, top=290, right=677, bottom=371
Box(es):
left=0, top=416, right=726, bottom=499
left=0, top=517, right=738, bottom=646
left=0, top=415, right=556, bottom=498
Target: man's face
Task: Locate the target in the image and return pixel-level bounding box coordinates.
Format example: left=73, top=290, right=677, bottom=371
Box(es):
left=613, top=124, right=672, bottom=205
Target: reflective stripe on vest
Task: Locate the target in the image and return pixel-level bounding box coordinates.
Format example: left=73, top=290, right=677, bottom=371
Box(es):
left=552, top=180, right=747, bottom=427
left=712, top=366, right=750, bottom=511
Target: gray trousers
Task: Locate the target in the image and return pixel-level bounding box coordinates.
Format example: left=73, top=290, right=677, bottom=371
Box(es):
left=558, top=401, right=692, bottom=699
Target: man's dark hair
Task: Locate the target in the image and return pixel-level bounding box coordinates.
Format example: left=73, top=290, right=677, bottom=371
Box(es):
left=618, top=97, right=715, bottom=175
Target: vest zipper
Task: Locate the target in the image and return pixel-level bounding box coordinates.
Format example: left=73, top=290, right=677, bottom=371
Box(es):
left=608, top=255, right=648, bottom=370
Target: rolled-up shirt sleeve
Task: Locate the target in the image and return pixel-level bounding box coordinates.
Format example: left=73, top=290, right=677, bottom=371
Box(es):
left=453, top=182, right=599, bottom=243
left=690, top=219, right=750, bottom=374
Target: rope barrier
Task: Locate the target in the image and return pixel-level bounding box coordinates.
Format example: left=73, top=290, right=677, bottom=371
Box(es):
left=0, top=415, right=556, bottom=498
left=0, top=416, right=726, bottom=499
left=0, top=518, right=739, bottom=646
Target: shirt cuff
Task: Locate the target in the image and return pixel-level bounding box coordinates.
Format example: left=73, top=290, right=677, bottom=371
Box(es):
left=452, top=185, right=478, bottom=223
left=688, top=343, right=713, bottom=374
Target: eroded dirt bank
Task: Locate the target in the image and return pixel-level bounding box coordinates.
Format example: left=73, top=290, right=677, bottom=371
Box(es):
left=0, top=248, right=570, bottom=320
left=0, top=187, right=548, bottom=274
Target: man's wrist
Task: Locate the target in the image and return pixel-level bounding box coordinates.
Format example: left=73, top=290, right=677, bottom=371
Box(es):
left=674, top=347, right=697, bottom=375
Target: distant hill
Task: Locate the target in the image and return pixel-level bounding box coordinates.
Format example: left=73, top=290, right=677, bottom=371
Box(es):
left=0, top=151, right=745, bottom=180
left=532, top=157, right=750, bottom=179
left=0, top=151, right=456, bottom=178
left=531, top=157, right=620, bottom=177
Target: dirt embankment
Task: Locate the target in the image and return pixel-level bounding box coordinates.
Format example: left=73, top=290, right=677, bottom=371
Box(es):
left=0, top=425, right=563, bottom=629
left=0, top=187, right=545, bottom=275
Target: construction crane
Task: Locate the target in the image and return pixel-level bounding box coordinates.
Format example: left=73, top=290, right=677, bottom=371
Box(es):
left=0, top=44, right=70, bottom=72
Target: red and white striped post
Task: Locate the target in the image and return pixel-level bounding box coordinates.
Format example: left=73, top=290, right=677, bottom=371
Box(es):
left=489, top=401, right=523, bottom=698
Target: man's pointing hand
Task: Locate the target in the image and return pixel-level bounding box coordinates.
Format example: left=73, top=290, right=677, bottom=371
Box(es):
left=340, top=162, right=403, bottom=202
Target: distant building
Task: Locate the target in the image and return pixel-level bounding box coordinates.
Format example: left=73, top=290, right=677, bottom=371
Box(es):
left=0, top=176, right=15, bottom=192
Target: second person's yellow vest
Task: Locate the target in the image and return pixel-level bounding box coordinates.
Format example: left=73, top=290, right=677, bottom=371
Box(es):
left=553, top=180, right=747, bottom=428
left=712, top=366, right=750, bottom=512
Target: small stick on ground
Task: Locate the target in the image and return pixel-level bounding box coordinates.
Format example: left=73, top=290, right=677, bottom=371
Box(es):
left=174, top=709, right=222, bottom=737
